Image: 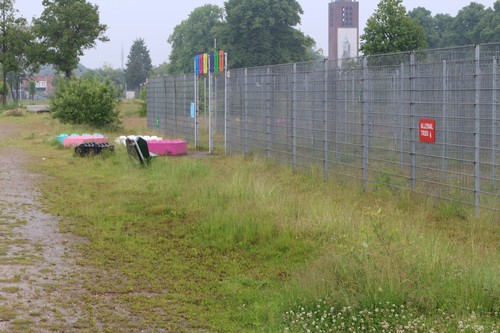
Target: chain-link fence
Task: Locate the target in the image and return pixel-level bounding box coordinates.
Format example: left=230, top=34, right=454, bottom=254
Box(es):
left=147, top=44, right=500, bottom=214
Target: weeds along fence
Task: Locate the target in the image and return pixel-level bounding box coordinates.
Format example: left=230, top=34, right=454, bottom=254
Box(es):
left=147, top=44, right=500, bottom=214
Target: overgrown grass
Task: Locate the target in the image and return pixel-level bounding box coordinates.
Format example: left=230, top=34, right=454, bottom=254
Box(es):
left=2, top=110, right=498, bottom=332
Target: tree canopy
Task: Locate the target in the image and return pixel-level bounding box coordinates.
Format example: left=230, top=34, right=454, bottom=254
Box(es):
left=220, top=0, right=315, bottom=68
left=0, top=0, right=35, bottom=104
left=125, top=38, right=152, bottom=91
left=166, top=0, right=316, bottom=72
left=360, top=0, right=427, bottom=55
left=409, top=0, right=500, bottom=48
left=81, top=63, right=124, bottom=89
left=168, top=5, right=224, bottom=74
left=34, top=0, right=108, bottom=78
left=407, top=7, right=440, bottom=49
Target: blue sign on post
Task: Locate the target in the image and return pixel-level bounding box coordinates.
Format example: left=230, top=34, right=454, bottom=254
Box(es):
left=190, top=102, right=195, bottom=119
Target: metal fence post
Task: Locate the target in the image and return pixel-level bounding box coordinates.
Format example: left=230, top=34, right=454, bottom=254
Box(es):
left=400, top=63, right=405, bottom=170
left=204, top=77, right=207, bottom=131
left=410, top=52, right=417, bottom=191
left=224, top=56, right=228, bottom=155
left=362, top=56, right=369, bottom=191
left=335, top=71, right=341, bottom=156
left=292, top=63, right=297, bottom=171
left=266, top=67, right=272, bottom=157
left=474, top=45, right=481, bottom=215
left=173, top=76, right=177, bottom=137
left=215, top=75, right=218, bottom=136
left=163, top=78, right=168, bottom=134
left=392, top=72, right=398, bottom=151
left=493, top=57, right=497, bottom=186
left=209, top=71, right=214, bottom=154
left=324, top=60, right=329, bottom=181
left=244, top=68, right=248, bottom=155
left=194, top=73, right=198, bottom=148
left=182, top=75, right=187, bottom=137
left=442, top=61, right=448, bottom=173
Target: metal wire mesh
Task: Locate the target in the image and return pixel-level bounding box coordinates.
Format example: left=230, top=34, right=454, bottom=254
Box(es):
left=147, top=44, right=500, bottom=214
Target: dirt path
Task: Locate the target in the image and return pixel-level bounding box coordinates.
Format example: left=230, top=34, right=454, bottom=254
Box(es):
left=0, top=122, right=83, bottom=332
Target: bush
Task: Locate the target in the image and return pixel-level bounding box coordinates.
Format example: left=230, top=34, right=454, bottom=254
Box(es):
left=50, top=78, right=121, bottom=129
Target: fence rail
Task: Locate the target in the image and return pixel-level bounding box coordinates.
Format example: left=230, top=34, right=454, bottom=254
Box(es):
left=147, top=44, right=500, bottom=214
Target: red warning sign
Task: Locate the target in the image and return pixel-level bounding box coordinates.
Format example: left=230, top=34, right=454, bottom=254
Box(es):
left=419, top=118, right=436, bottom=143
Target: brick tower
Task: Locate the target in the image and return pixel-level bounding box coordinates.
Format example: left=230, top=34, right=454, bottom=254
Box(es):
left=328, top=0, right=359, bottom=63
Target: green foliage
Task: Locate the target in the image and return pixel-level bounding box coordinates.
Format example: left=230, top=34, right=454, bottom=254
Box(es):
left=50, top=78, right=120, bottom=128
left=283, top=300, right=499, bottom=332
left=450, top=3, right=486, bottom=46
left=5, top=115, right=498, bottom=331
left=125, top=38, right=152, bottom=90
left=408, top=7, right=441, bottom=49
left=409, top=1, right=500, bottom=48
left=81, top=64, right=124, bottom=89
left=153, top=61, right=170, bottom=76
left=360, top=0, right=427, bottom=55
left=167, top=1, right=320, bottom=72
left=28, top=81, right=36, bottom=100
left=29, top=141, right=499, bottom=331
left=436, top=200, right=469, bottom=221
left=34, top=0, right=108, bottom=78
left=0, top=0, right=34, bottom=105
left=168, top=5, right=224, bottom=74
left=220, top=0, right=316, bottom=68
left=137, top=86, right=147, bottom=117
left=0, top=81, right=10, bottom=96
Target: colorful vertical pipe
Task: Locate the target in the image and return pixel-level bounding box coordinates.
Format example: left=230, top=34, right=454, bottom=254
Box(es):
left=219, top=50, right=225, bottom=72
left=198, top=54, right=203, bottom=75
left=214, top=52, right=219, bottom=73
left=203, top=53, right=208, bottom=74
left=209, top=52, right=215, bottom=73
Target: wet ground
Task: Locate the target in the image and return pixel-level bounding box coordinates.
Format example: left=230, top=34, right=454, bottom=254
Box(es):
left=0, top=122, right=83, bottom=332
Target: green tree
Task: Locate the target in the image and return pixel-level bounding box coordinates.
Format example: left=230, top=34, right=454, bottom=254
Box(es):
left=154, top=61, right=170, bottom=76
left=34, top=0, right=108, bottom=79
left=308, top=46, right=325, bottom=61
left=449, top=2, right=486, bottom=46
left=0, top=0, right=34, bottom=105
left=433, top=13, right=455, bottom=47
left=220, top=0, right=315, bottom=68
left=81, top=63, right=124, bottom=88
left=409, top=7, right=440, bottom=49
left=168, top=5, right=224, bottom=74
left=125, top=38, right=152, bottom=91
left=360, top=0, right=427, bottom=55
left=476, top=0, right=500, bottom=43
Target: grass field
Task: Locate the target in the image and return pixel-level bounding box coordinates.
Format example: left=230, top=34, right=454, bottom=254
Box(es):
left=1, top=100, right=498, bottom=332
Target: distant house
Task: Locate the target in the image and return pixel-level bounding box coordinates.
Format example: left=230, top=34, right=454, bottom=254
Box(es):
left=22, top=75, right=55, bottom=99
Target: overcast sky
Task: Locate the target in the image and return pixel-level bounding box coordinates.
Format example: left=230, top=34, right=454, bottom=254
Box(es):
left=14, top=0, right=496, bottom=69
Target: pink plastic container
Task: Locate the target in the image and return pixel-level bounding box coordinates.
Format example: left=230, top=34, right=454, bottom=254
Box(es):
left=147, top=140, right=187, bottom=156
left=63, top=136, right=109, bottom=147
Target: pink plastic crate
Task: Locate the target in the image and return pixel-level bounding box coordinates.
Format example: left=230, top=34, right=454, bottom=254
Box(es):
left=147, top=140, right=187, bottom=156
left=63, top=136, right=109, bottom=147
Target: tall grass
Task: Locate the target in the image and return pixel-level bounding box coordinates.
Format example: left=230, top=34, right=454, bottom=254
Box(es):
left=4, top=110, right=499, bottom=332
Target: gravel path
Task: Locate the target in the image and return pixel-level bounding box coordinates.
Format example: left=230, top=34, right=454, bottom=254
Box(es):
left=0, top=122, right=83, bottom=332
